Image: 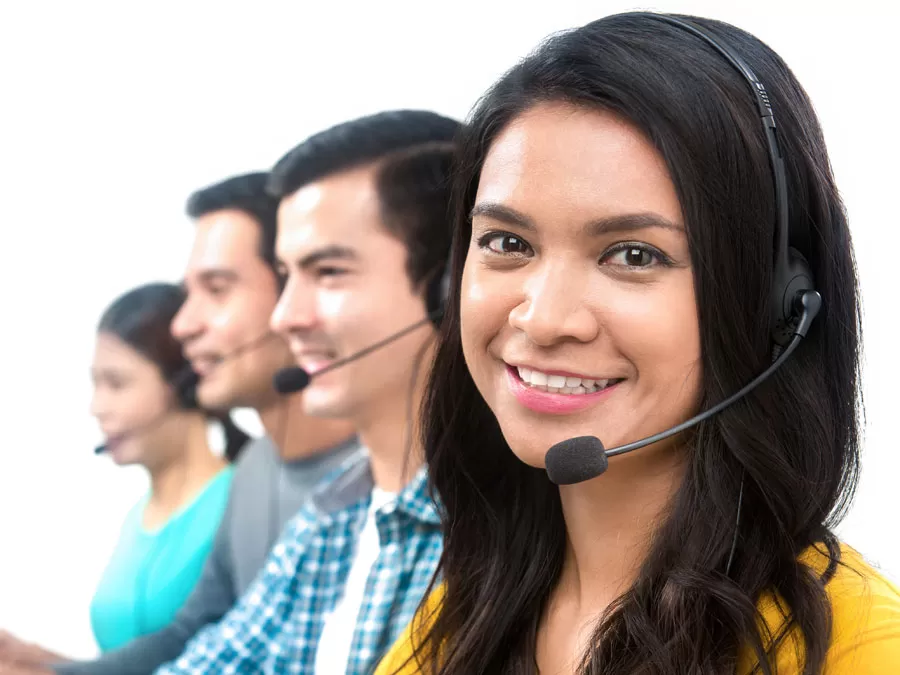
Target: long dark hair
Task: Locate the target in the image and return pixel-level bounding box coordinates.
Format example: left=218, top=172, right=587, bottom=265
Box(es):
left=412, top=12, right=862, bottom=675
left=98, top=282, right=250, bottom=462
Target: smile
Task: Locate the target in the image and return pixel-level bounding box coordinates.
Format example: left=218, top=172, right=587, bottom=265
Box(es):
left=293, top=352, right=337, bottom=375
left=505, top=364, right=623, bottom=415
left=515, top=366, right=621, bottom=395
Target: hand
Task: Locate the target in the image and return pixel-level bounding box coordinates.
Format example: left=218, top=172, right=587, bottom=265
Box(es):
left=0, top=631, right=30, bottom=664
left=0, top=662, right=53, bottom=675
left=0, top=631, right=58, bottom=669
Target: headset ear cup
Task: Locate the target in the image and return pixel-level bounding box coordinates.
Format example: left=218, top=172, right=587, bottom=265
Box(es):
left=425, top=264, right=451, bottom=329
left=771, top=248, right=816, bottom=346
left=175, top=369, right=200, bottom=409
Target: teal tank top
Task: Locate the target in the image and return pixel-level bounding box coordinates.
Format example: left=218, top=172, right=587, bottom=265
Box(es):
left=89, top=467, right=233, bottom=652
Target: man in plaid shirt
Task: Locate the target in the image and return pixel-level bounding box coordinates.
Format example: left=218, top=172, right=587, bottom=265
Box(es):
left=155, top=110, right=460, bottom=674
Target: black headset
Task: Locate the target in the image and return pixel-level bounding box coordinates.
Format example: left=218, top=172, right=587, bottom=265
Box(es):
left=544, top=17, right=824, bottom=582
left=426, top=15, right=817, bottom=350
left=424, top=261, right=452, bottom=330
left=170, top=367, right=200, bottom=409
left=647, top=14, right=817, bottom=348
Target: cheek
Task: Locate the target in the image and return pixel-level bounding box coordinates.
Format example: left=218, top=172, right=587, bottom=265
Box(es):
left=318, top=290, right=353, bottom=334
left=460, top=262, right=511, bottom=387
left=606, top=275, right=701, bottom=383
left=123, top=385, right=169, bottom=425
left=209, top=306, right=249, bottom=345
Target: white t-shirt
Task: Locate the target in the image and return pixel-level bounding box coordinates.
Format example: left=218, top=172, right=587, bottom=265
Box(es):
left=314, top=486, right=397, bottom=674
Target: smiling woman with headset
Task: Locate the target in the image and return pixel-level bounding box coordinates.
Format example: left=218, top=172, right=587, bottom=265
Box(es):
left=0, top=283, right=244, bottom=668
left=376, top=11, right=900, bottom=675
left=86, top=282, right=243, bottom=653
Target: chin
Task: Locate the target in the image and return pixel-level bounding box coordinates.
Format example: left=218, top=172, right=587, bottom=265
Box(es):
left=197, top=381, right=238, bottom=411
left=301, top=385, right=352, bottom=419
left=496, top=427, right=553, bottom=470
left=109, top=446, right=142, bottom=467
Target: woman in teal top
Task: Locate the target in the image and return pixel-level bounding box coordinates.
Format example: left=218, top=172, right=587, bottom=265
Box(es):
left=89, top=467, right=233, bottom=651
left=84, top=282, right=247, bottom=652
left=0, top=284, right=249, bottom=663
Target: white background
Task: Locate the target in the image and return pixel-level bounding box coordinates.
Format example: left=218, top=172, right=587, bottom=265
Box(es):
left=0, top=0, right=896, bottom=658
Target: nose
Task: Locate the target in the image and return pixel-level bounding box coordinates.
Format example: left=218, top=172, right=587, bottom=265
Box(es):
left=271, top=275, right=319, bottom=335
left=171, top=294, right=203, bottom=344
left=508, top=261, right=600, bottom=346
left=90, top=387, right=108, bottom=421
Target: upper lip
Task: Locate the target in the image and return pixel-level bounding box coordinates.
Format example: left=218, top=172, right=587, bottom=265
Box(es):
left=184, top=349, right=218, bottom=365
left=290, top=347, right=335, bottom=361
left=505, top=361, right=620, bottom=381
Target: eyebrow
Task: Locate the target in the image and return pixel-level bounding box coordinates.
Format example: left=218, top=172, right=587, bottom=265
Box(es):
left=194, top=269, right=239, bottom=285
left=470, top=202, right=684, bottom=237
left=294, top=245, right=359, bottom=270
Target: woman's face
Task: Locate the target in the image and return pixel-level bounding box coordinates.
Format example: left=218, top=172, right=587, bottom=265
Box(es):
left=90, top=332, right=182, bottom=467
left=461, top=102, right=703, bottom=473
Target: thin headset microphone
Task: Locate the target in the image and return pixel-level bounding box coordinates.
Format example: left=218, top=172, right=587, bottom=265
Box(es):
left=272, top=308, right=444, bottom=395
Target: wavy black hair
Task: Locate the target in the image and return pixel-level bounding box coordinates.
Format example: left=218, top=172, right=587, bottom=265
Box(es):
left=408, top=12, right=862, bottom=675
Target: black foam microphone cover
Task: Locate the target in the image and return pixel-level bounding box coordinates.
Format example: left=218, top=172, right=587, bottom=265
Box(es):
left=545, top=436, right=609, bottom=485
left=273, top=366, right=311, bottom=395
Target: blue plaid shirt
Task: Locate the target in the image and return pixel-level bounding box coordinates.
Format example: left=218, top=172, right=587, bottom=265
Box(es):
left=155, top=451, right=442, bottom=674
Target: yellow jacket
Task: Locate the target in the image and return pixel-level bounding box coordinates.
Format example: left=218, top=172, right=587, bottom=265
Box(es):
left=375, top=544, right=900, bottom=674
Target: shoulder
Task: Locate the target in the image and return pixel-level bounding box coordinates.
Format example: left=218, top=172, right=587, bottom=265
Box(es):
left=819, top=544, right=900, bottom=670
left=751, top=542, right=900, bottom=673
left=267, top=456, right=374, bottom=572
left=187, top=466, right=235, bottom=518
left=374, top=585, right=445, bottom=675
left=232, top=435, right=278, bottom=475
left=225, top=435, right=278, bottom=503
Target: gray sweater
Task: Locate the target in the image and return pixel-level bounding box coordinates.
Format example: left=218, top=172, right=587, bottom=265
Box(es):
left=54, top=435, right=360, bottom=675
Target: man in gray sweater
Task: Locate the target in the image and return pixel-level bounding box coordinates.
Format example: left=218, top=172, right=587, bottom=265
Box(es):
left=0, top=173, right=358, bottom=675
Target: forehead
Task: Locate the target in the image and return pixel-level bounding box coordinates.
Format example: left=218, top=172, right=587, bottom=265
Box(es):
left=477, top=102, right=681, bottom=225
left=92, top=332, right=149, bottom=370
left=276, top=165, right=385, bottom=252
left=185, top=209, right=263, bottom=274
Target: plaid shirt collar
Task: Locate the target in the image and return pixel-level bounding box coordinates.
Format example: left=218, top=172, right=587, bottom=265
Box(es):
left=310, top=449, right=441, bottom=526
left=159, top=449, right=443, bottom=675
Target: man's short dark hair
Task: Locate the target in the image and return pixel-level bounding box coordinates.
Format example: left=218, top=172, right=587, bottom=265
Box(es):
left=267, top=110, right=459, bottom=200
left=268, top=110, right=461, bottom=289
left=186, top=172, right=279, bottom=270
left=375, top=142, right=455, bottom=289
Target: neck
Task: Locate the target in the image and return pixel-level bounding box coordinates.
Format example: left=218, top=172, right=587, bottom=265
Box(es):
left=556, top=445, right=687, bottom=611
left=146, top=416, right=224, bottom=522
left=258, top=394, right=356, bottom=461
left=356, top=342, right=433, bottom=493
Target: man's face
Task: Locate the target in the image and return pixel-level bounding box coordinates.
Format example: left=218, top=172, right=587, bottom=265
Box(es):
left=271, top=165, right=435, bottom=421
left=172, top=209, right=291, bottom=410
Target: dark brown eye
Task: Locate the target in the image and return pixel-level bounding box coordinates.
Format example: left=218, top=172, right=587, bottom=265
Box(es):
left=603, top=244, right=663, bottom=268
left=483, top=234, right=531, bottom=255
left=623, top=247, right=652, bottom=267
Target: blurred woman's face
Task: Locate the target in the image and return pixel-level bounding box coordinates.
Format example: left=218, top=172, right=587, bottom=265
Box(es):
left=460, top=102, right=703, bottom=475
left=90, top=332, right=183, bottom=468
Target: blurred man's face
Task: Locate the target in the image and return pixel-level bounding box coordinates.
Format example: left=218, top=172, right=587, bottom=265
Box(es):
left=171, top=209, right=291, bottom=410
left=271, top=165, right=435, bottom=421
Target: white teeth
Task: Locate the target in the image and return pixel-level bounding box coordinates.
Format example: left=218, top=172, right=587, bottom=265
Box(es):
left=515, top=365, right=619, bottom=395
left=547, top=374, right=567, bottom=388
